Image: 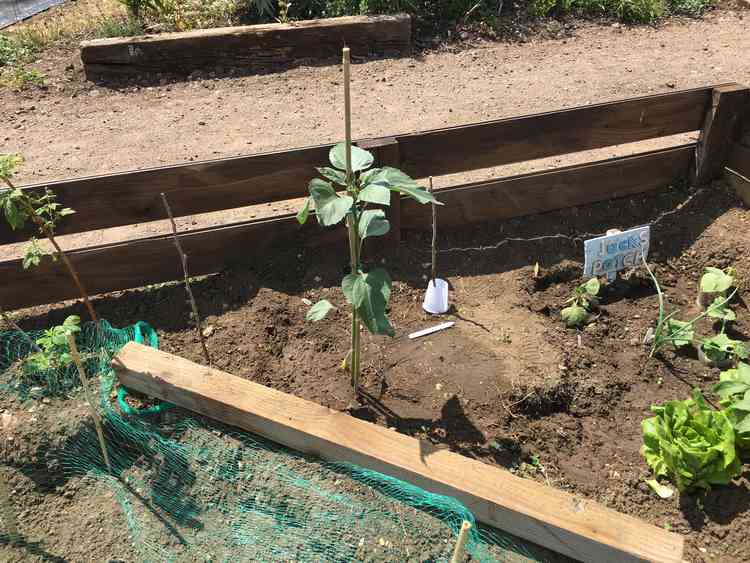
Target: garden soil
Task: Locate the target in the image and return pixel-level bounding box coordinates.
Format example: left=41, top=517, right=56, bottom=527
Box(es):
left=3, top=181, right=750, bottom=562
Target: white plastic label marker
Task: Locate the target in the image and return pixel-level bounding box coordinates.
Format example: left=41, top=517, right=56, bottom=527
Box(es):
left=408, top=322, right=455, bottom=340
left=583, top=226, right=650, bottom=281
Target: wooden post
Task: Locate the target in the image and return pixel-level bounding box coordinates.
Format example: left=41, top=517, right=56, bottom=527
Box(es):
left=67, top=334, right=113, bottom=474
left=357, top=137, right=402, bottom=259
left=692, top=84, right=749, bottom=185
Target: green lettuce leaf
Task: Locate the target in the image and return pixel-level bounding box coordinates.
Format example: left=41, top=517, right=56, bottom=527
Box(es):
left=641, top=389, right=742, bottom=492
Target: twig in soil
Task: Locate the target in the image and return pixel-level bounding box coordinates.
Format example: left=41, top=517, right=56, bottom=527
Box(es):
left=499, top=390, right=535, bottom=418
left=160, top=193, right=211, bottom=367
left=0, top=306, right=41, bottom=354
left=67, top=334, right=112, bottom=474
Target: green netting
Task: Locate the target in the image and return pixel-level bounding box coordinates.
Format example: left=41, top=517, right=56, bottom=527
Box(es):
left=0, top=320, right=546, bottom=562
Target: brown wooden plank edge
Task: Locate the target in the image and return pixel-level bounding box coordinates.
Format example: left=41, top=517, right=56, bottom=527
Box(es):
left=112, top=343, right=685, bottom=563
left=0, top=143, right=331, bottom=245
left=400, top=144, right=695, bottom=228
left=727, top=142, right=750, bottom=180
left=80, top=15, right=411, bottom=80
left=395, top=86, right=713, bottom=178
left=0, top=145, right=694, bottom=311
left=1, top=85, right=724, bottom=245
left=0, top=213, right=344, bottom=311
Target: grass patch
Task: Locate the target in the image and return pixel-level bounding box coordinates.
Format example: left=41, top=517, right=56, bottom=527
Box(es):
left=529, top=0, right=712, bottom=22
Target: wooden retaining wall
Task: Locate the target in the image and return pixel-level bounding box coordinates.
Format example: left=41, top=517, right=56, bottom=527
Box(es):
left=80, top=14, right=412, bottom=81
left=2, top=83, right=748, bottom=312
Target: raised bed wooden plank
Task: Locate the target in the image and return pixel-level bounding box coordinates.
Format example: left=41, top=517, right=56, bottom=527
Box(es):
left=81, top=15, right=411, bottom=81
left=693, top=84, right=750, bottom=184
left=727, top=142, right=750, bottom=179
left=0, top=144, right=330, bottom=245
left=112, top=343, right=685, bottom=563
left=725, top=168, right=750, bottom=207
left=396, top=87, right=711, bottom=178
left=0, top=213, right=343, bottom=311
left=401, top=144, right=694, bottom=228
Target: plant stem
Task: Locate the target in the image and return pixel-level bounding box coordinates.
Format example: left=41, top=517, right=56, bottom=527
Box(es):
left=67, top=334, right=112, bottom=474
left=0, top=469, right=19, bottom=545
left=160, top=193, right=211, bottom=367
left=342, top=46, right=360, bottom=392
left=1, top=178, right=98, bottom=323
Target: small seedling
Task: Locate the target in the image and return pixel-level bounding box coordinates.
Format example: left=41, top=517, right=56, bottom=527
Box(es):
left=698, top=266, right=736, bottom=308
left=0, top=154, right=98, bottom=322
left=561, top=278, right=600, bottom=328
left=22, top=315, right=81, bottom=379
left=700, top=333, right=749, bottom=366
left=298, top=49, right=440, bottom=391
left=643, top=257, right=737, bottom=358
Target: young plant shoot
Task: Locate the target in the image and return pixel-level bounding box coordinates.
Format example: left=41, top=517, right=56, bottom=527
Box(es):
left=298, top=48, right=441, bottom=391
left=561, top=278, right=600, bottom=328
left=714, top=362, right=750, bottom=452
left=699, top=266, right=735, bottom=307
left=23, top=315, right=81, bottom=392
left=0, top=154, right=98, bottom=322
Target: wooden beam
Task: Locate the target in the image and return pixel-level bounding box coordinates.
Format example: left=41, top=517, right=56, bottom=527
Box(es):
left=81, top=15, right=411, bottom=81
left=0, top=145, right=694, bottom=310
left=692, top=84, right=750, bottom=185
left=725, top=168, right=750, bottom=207
left=112, top=343, right=685, bottom=563
left=0, top=213, right=344, bottom=311
left=0, top=144, right=331, bottom=245
left=396, top=86, right=713, bottom=178
left=401, top=144, right=694, bottom=228
left=727, top=141, right=750, bottom=179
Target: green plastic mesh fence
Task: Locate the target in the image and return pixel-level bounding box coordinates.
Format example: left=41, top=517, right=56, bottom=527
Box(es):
left=0, top=320, right=545, bottom=562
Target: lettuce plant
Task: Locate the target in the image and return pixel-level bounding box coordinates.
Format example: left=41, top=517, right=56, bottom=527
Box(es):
left=714, top=363, right=750, bottom=451
left=297, top=143, right=439, bottom=390
left=641, top=389, right=742, bottom=492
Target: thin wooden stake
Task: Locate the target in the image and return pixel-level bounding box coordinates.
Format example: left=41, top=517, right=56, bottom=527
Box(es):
left=342, top=47, right=361, bottom=392
left=160, top=193, right=211, bottom=367
left=67, top=334, right=112, bottom=474
left=429, top=176, right=437, bottom=285
left=450, top=520, right=472, bottom=563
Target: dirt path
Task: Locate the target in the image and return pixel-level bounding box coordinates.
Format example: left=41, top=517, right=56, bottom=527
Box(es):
left=2, top=9, right=749, bottom=187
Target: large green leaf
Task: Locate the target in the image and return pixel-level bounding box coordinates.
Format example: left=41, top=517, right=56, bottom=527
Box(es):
left=561, top=305, right=588, bottom=328
left=308, top=178, right=352, bottom=227
left=358, top=183, right=391, bottom=206
left=369, top=167, right=442, bottom=205
left=358, top=209, right=390, bottom=240
left=329, top=143, right=374, bottom=172
left=317, top=167, right=347, bottom=186
left=306, top=300, right=335, bottom=322
left=583, top=278, right=600, bottom=296
left=707, top=296, right=736, bottom=321
left=341, top=269, right=394, bottom=336
left=0, top=154, right=23, bottom=180
left=666, top=318, right=694, bottom=348
left=700, top=267, right=734, bottom=293
left=641, top=389, right=742, bottom=491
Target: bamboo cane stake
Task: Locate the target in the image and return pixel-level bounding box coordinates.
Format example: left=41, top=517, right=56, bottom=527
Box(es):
left=66, top=334, right=112, bottom=474
left=342, top=47, right=361, bottom=392
left=160, top=193, right=211, bottom=367
left=450, top=520, right=472, bottom=563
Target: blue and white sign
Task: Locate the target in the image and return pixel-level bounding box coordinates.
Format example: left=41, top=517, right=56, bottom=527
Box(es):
left=584, top=226, right=650, bottom=281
